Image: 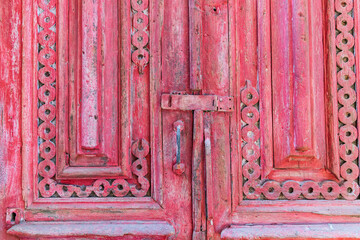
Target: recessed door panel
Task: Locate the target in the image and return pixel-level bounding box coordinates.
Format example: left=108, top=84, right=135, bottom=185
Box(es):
left=57, top=0, right=130, bottom=179
left=238, top=0, right=359, bottom=202
left=271, top=0, right=326, bottom=170
left=259, top=0, right=340, bottom=182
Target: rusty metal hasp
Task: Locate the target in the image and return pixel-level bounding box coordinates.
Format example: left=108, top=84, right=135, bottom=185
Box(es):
left=161, top=94, right=233, bottom=112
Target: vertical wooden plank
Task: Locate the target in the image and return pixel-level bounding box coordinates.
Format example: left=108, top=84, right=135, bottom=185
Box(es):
left=0, top=0, right=24, bottom=238
left=162, top=111, right=193, bottom=239
left=192, top=110, right=205, bottom=239
left=202, top=0, right=231, bottom=235
left=239, top=0, right=258, bottom=88
left=149, top=0, right=163, bottom=204
left=258, top=0, right=273, bottom=178
left=102, top=0, right=120, bottom=166
left=324, top=0, right=339, bottom=178
left=203, top=1, right=229, bottom=94
left=189, top=0, right=203, bottom=90
left=120, top=0, right=131, bottom=178
left=229, top=0, right=240, bottom=209
left=292, top=0, right=312, bottom=152
left=57, top=0, right=70, bottom=173
left=162, top=0, right=189, bottom=92
left=270, top=0, right=293, bottom=165
left=80, top=0, right=100, bottom=150
left=309, top=0, right=327, bottom=163
left=161, top=0, right=193, bottom=238
left=204, top=112, right=215, bottom=239
left=22, top=0, right=37, bottom=209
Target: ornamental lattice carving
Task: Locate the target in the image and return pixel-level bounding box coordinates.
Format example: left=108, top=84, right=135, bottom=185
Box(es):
left=242, top=0, right=359, bottom=200
left=131, top=0, right=150, bottom=74
left=37, top=0, right=150, bottom=198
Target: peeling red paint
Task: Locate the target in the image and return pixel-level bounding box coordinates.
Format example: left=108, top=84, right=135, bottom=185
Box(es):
left=3, top=0, right=360, bottom=239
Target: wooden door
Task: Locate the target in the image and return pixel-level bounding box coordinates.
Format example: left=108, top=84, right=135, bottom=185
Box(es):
left=2, top=0, right=193, bottom=239
left=3, top=0, right=360, bottom=239
left=221, top=0, right=360, bottom=239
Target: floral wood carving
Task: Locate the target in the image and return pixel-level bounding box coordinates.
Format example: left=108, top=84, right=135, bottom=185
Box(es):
left=37, top=0, right=150, bottom=198
left=242, top=0, right=359, bottom=200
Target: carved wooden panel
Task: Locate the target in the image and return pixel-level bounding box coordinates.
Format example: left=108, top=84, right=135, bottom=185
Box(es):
left=271, top=0, right=328, bottom=171
left=8, top=0, right=191, bottom=237
left=266, top=0, right=339, bottom=181
left=36, top=0, right=151, bottom=198
left=241, top=0, right=359, bottom=200
left=56, top=0, right=129, bottom=178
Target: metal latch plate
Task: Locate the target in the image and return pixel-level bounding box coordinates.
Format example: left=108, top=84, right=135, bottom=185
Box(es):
left=161, top=94, right=233, bottom=112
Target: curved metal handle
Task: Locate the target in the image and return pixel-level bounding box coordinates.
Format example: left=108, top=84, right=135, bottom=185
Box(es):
left=176, top=125, right=181, bottom=164
left=173, top=120, right=185, bottom=175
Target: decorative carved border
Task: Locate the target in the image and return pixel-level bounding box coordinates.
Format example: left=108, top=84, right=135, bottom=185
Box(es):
left=36, top=0, right=150, bottom=198
left=131, top=0, right=150, bottom=74
left=241, top=0, right=359, bottom=200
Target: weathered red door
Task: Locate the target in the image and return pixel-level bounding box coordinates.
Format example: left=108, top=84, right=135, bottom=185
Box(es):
left=221, top=0, right=360, bottom=239
left=2, top=0, right=192, bottom=238
left=3, top=0, right=360, bottom=239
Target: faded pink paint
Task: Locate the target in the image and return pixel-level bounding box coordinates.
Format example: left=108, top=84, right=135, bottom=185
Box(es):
left=2, top=0, right=360, bottom=239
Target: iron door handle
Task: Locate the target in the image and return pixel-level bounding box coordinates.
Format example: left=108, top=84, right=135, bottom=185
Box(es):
left=173, top=120, right=185, bottom=175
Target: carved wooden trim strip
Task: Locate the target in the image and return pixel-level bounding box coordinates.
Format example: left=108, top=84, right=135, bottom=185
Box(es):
left=241, top=0, right=359, bottom=200
left=36, top=0, right=150, bottom=198
left=37, top=0, right=58, bottom=198
left=336, top=0, right=359, bottom=200
left=131, top=0, right=150, bottom=74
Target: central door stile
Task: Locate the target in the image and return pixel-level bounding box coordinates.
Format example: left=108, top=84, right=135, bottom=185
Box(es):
left=192, top=110, right=206, bottom=239
left=204, top=112, right=215, bottom=240
left=191, top=110, right=216, bottom=240
left=161, top=94, right=233, bottom=239
left=189, top=0, right=207, bottom=238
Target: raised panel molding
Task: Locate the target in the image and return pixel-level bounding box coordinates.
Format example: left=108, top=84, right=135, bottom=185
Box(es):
left=57, top=0, right=131, bottom=178
left=240, top=0, right=360, bottom=201
left=271, top=0, right=328, bottom=171
left=25, top=0, right=157, bottom=203
left=37, top=0, right=149, bottom=198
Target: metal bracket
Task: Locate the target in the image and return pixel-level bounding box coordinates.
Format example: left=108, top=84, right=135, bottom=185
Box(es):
left=161, top=94, right=233, bottom=112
